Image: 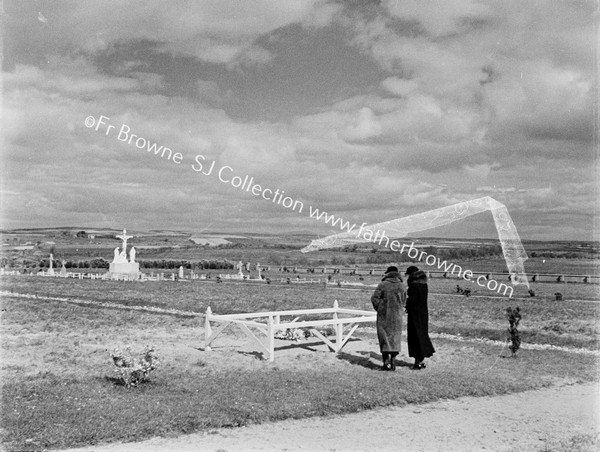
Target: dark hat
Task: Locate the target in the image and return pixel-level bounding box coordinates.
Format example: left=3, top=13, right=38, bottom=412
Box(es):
left=385, top=266, right=398, bottom=274
left=405, top=265, right=419, bottom=275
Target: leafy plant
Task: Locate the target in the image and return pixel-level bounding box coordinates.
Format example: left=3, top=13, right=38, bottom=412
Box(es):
left=109, top=345, right=159, bottom=388
left=505, top=307, right=522, bottom=357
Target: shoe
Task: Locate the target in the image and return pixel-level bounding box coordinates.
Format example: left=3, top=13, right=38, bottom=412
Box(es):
left=419, top=362, right=426, bottom=369
left=390, top=358, right=396, bottom=371
left=380, top=353, right=389, bottom=371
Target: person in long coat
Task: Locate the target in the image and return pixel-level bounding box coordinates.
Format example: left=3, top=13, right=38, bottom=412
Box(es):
left=405, top=266, right=435, bottom=369
left=371, top=266, right=406, bottom=371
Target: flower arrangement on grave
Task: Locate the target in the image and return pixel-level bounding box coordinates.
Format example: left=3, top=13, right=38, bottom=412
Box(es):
left=109, top=345, right=159, bottom=388
left=505, top=307, right=521, bottom=357
left=274, top=328, right=310, bottom=341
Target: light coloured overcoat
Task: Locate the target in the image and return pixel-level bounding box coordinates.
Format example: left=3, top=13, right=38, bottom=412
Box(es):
left=371, top=271, right=406, bottom=353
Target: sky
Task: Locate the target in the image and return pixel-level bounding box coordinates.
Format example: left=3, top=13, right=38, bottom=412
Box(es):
left=1, top=0, right=597, bottom=241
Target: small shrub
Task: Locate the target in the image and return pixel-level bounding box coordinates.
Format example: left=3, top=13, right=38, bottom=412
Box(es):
left=506, top=307, right=522, bottom=357
left=109, top=345, right=160, bottom=388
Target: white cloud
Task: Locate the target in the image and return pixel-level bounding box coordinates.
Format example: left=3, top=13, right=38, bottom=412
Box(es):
left=2, top=2, right=596, bottom=240
left=340, top=107, right=382, bottom=142
left=6, top=0, right=329, bottom=67
left=482, top=59, right=594, bottom=144
left=301, top=0, right=343, bottom=28
left=380, top=77, right=419, bottom=97
left=383, top=0, right=495, bottom=37
left=345, top=1, right=594, bottom=160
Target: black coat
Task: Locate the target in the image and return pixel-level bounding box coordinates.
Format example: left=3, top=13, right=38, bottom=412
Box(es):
left=371, top=271, right=406, bottom=353
left=406, top=270, right=435, bottom=360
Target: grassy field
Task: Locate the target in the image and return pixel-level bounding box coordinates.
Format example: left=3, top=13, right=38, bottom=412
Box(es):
left=1, top=273, right=599, bottom=451
left=2, top=274, right=599, bottom=349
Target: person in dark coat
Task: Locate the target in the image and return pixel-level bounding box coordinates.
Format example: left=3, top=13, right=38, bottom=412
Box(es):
left=371, top=266, right=406, bottom=371
left=405, top=266, right=435, bottom=369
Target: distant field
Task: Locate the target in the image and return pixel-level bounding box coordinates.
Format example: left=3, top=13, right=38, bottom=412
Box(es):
left=3, top=227, right=598, bottom=276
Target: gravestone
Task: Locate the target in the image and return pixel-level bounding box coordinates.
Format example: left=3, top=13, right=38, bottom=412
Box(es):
left=47, top=254, right=55, bottom=276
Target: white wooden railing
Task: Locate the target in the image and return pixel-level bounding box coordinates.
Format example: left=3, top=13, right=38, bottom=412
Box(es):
left=204, top=300, right=376, bottom=362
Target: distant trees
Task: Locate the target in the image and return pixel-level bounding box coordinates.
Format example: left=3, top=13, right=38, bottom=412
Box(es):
left=434, top=245, right=503, bottom=261
left=366, top=254, right=392, bottom=264
left=530, top=251, right=592, bottom=259
left=43, top=258, right=110, bottom=269
left=268, top=254, right=283, bottom=266
left=139, top=259, right=233, bottom=270
left=296, top=255, right=310, bottom=266
left=327, top=244, right=506, bottom=266
left=330, top=256, right=345, bottom=265
left=33, top=258, right=238, bottom=271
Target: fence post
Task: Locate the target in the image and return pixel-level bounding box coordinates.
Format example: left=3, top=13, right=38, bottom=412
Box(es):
left=333, top=300, right=342, bottom=352
left=268, top=315, right=275, bottom=362
left=204, top=306, right=213, bottom=351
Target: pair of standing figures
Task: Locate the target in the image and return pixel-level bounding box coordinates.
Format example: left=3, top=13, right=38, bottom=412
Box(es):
left=371, top=265, right=435, bottom=371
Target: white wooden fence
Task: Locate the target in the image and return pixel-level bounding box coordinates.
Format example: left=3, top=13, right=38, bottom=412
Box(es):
left=204, top=300, right=376, bottom=362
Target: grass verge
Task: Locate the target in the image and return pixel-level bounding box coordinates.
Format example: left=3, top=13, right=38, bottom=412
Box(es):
left=2, top=344, right=598, bottom=451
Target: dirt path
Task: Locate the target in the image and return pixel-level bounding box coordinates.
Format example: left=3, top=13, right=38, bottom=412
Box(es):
left=66, top=382, right=598, bottom=452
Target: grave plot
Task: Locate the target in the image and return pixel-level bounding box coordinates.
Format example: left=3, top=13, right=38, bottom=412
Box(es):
left=204, top=300, right=376, bottom=361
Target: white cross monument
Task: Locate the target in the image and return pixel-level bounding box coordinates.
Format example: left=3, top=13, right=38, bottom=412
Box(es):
left=108, top=228, right=140, bottom=279
left=116, top=229, right=133, bottom=259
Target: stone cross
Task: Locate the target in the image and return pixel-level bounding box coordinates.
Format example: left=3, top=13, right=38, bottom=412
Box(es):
left=116, top=228, right=133, bottom=253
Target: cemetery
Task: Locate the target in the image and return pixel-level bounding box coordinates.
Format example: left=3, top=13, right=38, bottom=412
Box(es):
left=0, top=225, right=598, bottom=451
left=19, top=228, right=598, bottom=289
left=2, top=1, right=596, bottom=449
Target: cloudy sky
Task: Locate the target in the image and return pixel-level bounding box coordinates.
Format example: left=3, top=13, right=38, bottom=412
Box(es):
left=1, top=0, right=596, bottom=241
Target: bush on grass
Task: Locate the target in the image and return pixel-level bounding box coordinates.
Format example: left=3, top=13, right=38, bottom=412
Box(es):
left=109, top=346, right=160, bottom=388
left=506, top=307, right=522, bottom=357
